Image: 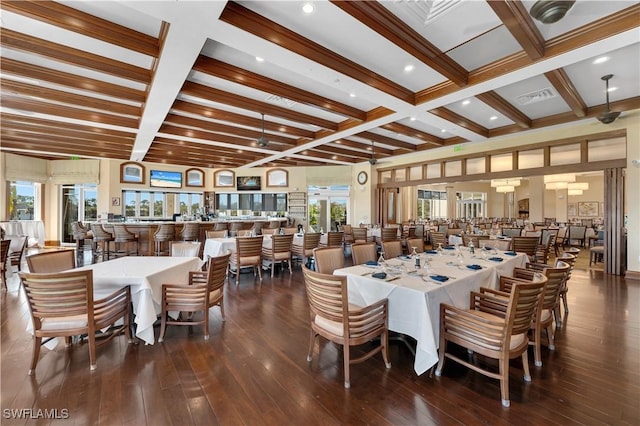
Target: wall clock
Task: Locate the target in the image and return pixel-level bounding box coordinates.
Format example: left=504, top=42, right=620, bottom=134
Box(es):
left=357, top=171, right=368, bottom=185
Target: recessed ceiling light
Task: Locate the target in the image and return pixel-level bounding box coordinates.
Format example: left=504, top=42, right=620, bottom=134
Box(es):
left=349, top=93, right=356, bottom=98
left=608, top=86, right=617, bottom=92
left=441, top=129, right=447, bottom=133
left=255, top=56, right=264, bottom=62
left=410, top=116, right=416, bottom=121
left=332, top=155, right=337, bottom=160
left=593, top=56, right=609, bottom=64
left=404, top=64, right=414, bottom=72
left=462, top=100, right=471, bottom=106
left=490, top=116, right=498, bottom=120
left=302, top=3, right=314, bottom=14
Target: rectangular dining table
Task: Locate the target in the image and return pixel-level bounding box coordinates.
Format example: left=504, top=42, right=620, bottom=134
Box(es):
left=334, top=249, right=528, bottom=375
left=74, top=256, right=203, bottom=344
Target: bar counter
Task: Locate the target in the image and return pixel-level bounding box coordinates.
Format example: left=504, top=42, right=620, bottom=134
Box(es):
left=92, top=219, right=287, bottom=256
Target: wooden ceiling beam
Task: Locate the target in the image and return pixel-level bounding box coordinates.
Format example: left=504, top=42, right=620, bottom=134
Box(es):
left=429, top=107, right=489, bottom=137
left=381, top=122, right=445, bottom=146
left=193, top=56, right=367, bottom=120
left=0, top=28, right=151, bottom=84
left=357, top=131, right=417, bottom=151
left=331, top=0, right=468, bottom=87
left=476, top=91, right=532, bottom=129
left=544, top=69, right=587, bottom=118
left=0, top=0, right=160, bottom=57
left=219, top=1, right=414, bottom=103
left=487, top=0, right=545, bottom=60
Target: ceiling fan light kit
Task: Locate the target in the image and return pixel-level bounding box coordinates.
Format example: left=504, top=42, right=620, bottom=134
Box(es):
left=529, top=0, right=575, bottom=24
left=597, top=74, right=621, bottom=124
left=368, top=141, right=377, bottom=165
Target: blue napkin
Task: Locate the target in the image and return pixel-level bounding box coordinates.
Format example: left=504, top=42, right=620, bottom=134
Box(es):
left=466, top=264, right=482, bottom=270
left=443, top=246, right=455, bottom=250
left=430, top=275, right=449, bottom=282
left=483, top=246, right=493, bottom=250
left=399, top=255, right=411, bottom=260
left=504, top=251, right=517, bottom=256
left=365, top=260, right=379, bottom=266
left=371, top=272, right=387, bottom=279
left=488, top=257, right=503, bottom=262
left=425, top=250, right=437, bottom=254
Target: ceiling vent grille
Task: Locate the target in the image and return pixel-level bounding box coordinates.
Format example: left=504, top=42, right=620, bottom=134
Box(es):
left=515, top=87, right=557, bottom=105
left=265, top=94, right=296, bottom=108
left=400, top=0, right=462, bottom=25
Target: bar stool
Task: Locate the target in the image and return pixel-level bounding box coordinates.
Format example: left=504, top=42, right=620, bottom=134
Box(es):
left=91, top=224, right=114, bottom=262
left=113, top=224, right=138, bottom=257
left=179, top=223, right=200, bottom=242
left=153, top=223, right=175, bottom=256
left=72, top=221, right=93, bottom=257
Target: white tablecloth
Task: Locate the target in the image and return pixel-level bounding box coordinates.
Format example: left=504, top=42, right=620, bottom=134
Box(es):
left=334, top=250, right=527, bottom=375
left=0, top=220, right=45, bottom=247
left=74, top=256, right=202, bottom=344
left=203, top=237, right=237, bottom=258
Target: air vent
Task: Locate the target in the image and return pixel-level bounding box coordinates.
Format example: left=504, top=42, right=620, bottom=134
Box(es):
left=515, top=87, right=557, bottom=106
left=401, top=0, right=462, bottom=25
left=265, top=94, right=296, bottom=108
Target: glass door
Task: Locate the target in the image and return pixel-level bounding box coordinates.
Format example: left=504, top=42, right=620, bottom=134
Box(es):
left=308, top=196, right=349, bottom=232
left=60, top=185, right=97, bottom=244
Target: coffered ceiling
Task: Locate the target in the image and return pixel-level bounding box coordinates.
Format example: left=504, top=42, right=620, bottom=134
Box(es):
left=1, top=1, right=639, bottom=169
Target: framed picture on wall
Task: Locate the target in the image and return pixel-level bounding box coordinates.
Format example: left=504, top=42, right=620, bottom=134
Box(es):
left=120, top=162, right=145, bottom=184
left=567, top=203, right=577, bottom=217
left=578, top=201, right=599, bottom=217
left=185, top=168, right=204, bottom=187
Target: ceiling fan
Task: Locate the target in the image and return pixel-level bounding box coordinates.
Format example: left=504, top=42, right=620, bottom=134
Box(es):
left=368, top=141, right=377, bottom=165
left=597, top=74, right=621, bottom=124
left=256, top=113, right=269, bottom=147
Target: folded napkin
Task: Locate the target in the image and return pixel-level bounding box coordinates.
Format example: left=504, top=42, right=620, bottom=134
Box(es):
left=425, top=250, right=437, bottom=254
left=443, top=246, right=455, bottom=250
left=483, top=246, right=493, bottom=250
left=365, top=260, right=379, bottom=266
left=504, top=251, right=517, bottom=256
left=488, top=257, right=503, bottom=262
left=430, top=275, right=449, bottom=282
left=371, top=272, right=387, bottom=279
left=466, top=264, right=482, bottom=270
left=399, top=255, right=411, bottom=260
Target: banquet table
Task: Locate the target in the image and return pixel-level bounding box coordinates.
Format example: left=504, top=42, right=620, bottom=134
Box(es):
left=74, top=256, right=202, bottom=344
left=334, top=249, right=528, bottom=375
left=0, top=220, right=45, bottom=247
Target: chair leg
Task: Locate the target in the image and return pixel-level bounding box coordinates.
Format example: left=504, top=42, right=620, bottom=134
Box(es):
left=435, top=341, right=446, bottom=376
left=88, top=335, right=97, bottom=371
left=158, top=313, right=167, bottom=343
left=534, top=325, right=543, bottom=367
left=343, top=343, right=351, bottom=389
left=219, top=302, right=225, bottom=322
left=500, top=357, right=511, bottom=407
left=29, top=336, right=43, bottom=375
left=203, top=308, right=210, bottom=340
left=381, top=330, right=391, bottom=368
left=306, top=330, right=317, bottom=362
left=546, top=324, right=555, bottom=350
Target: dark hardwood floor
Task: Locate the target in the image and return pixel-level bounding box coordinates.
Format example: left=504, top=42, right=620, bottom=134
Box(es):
left=1, top=249, right=638, bottom=425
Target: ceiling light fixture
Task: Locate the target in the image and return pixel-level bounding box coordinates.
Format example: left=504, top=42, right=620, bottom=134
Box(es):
left=256, top=113, right=269, bottom=147
left=529, top=0, right=575, bottom=24
left=491, top=178, right=521, bottom=187
left=496, top=185, right=515, bottom=193
left=302, top=3, right=314, bottom=14
left=597, top=74, right=621, bottom=124
left=368, top=141, right=377, bottom=165
left=567, top=189, right=583, bottom=196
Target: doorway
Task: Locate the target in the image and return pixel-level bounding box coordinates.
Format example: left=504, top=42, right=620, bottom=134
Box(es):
left=307, top=186, right=349, bottom=232
left=60, top=185, right=97, bottom=244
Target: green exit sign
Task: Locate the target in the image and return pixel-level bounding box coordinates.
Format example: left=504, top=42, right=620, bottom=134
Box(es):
left=453, top=145, right=462, bottom=152
left=71, top=156, right=80, bottom=160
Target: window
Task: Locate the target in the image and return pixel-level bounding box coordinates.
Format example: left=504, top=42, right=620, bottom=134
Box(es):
left=185, top=168, right=204, bottom=187
left=214, top=170, right=235, bottom=187
left=456, top=192, right=487, bottom=219
left=122, top=190, right=202, bottom=219
left=266, top=168, right=288, bottom=187
left=417, top=190, right=449, bottom=220
left=8, top=181, right=40, bottom=220
left=120, top=162, right=145, bottom=184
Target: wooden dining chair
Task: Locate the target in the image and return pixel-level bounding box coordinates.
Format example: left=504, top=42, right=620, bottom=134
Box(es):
left=313, top=247, right=344, bottom=274
left=350, top=242, right=377, bottom=265
left=229, top=236, right=264, bottom=286
left=429, top=232, right=447, bottom=249
left=26, top=250, right=76, bottom=273
left=19, top=269, right=132, bottom=374
left=405, top=237, right=424, bottom=254
left=206, top=230, right=228, bottom=238
left=511, top=236, right=539, bottom=260
left=302, top=266, right=391, bottom=388
left=262, top=233, right=294, bottom=277
left=158, top=252, right=230, bottom=341
left=380, top=227, right=399, bottom=242
left=319, top=231, right=344, bottom=248
left=381, top=240, right=403, bottom=259
left=435, top=278, right=546, bottom=407
left=1, top=239, right=11, bottom=290
left=8, top=235, right=29, bottom=272
left=260, top=228, right=277, bottom=235
left=351, top=227, right=369, bottom=244
left=292, top=232, right=321, bottom=269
